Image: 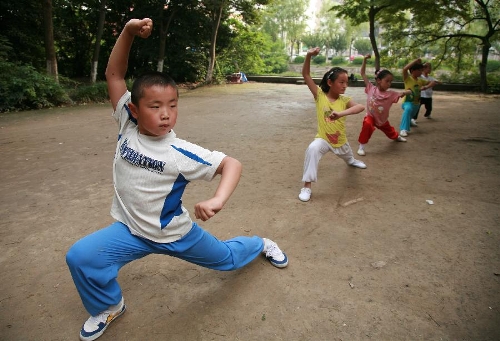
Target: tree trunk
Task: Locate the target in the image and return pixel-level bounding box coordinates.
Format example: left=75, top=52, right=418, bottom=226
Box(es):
left=157, top=6, right=176, bottom=72
left=41, top=0, right=58, bottom=82
left=206, top=2, right=224, bottom=83
left=479, top=40, right=490, bottom=93
left=368, top=6, right=380, bottom=71
left=90, top=0, right=107, bottom=83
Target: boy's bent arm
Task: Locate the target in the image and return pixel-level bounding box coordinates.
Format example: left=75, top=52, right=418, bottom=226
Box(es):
left=402, top=58, right=421, bottom=82
left=194, top=156, right=242, bottom=221
left=106, top=18, right=153, bottom=111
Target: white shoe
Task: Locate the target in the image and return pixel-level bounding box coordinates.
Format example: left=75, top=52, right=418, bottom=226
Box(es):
left=298, top=188, right=311, bottom=202
left=357, top=148, right=366, bottom=156
left=263, top=238, right=288, bottom=268
left=410, top=119, right=418, bottom=127
left=349, top=159, right=367, bottom=169
left=396, top=135, right=407, bottom=142
left=400, top=130, right=408, bottom=137
left=80, top=297, right=126, bottom=341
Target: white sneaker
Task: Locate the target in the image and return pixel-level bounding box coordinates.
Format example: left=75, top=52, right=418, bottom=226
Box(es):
left=263, top=238, right=288, bottom=268
left=400, top=130, right=408, bottom=137
left=410, top=119, right=418, bottom=127
left=299, top=187, right=311, bottom=202
left=80, top=298, right=126, bottom=341
left=357, top=148, right=366, bottom=156
left=349, top=159, right=367, bottom=169
left=396, top=135, right=407, bottom=142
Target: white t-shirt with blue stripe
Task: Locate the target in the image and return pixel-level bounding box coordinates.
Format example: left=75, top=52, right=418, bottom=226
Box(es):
left=110, top=91, right=226, bottom=243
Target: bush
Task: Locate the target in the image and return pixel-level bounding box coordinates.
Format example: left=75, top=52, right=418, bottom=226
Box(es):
left=486, top=60, right=500, bottom=72
left=330, top=56, right=344, bottom=65
left=312, top=55, right=326, bottom=65
left=0, top=61, right=72, bottom=112
left=67, top=81, right=109, bottom=104
left=293, top=56, right=305, bottom=63
left=351, top=57, right=364, bottom=65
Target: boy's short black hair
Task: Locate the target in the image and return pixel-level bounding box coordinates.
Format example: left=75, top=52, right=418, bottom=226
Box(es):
left=409, top=63, right=424, bottom=72
left=131, top=71, right=178, bottom=105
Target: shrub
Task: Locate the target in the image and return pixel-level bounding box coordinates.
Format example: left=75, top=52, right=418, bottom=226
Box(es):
left=330, top=56, right=344, bottom=65
left=312, top=55, right=326, bottom=65
left=293, top=56, right=305, bottom=63
left=67, top=81, right=109, bottom=104
left=486, top=60, right=500, bottom=72
left=0, top=61, right=71, bottom=112
left=351, top=57, right=364, bottom=65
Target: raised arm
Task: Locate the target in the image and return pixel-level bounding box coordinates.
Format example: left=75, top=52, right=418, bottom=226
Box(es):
left=302, top=47, right=321, bottom=99
left=360, top=54, right=371, bottom=86
left=105, top=18, right=153, bottom=111
left=402, top=58, right=421, bottom=82
left=194, top=156, right=242, bottom=222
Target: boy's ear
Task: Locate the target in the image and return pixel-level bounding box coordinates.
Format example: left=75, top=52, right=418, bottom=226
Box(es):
left=128, top=103, right=140, bottom=120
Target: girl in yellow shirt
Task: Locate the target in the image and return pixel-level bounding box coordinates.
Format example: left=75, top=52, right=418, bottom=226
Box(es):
left=299, top=47, right=366, bottom=202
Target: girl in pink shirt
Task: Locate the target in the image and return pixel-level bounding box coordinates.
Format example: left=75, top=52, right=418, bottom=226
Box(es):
left=357, top=54, right=411, bottom=156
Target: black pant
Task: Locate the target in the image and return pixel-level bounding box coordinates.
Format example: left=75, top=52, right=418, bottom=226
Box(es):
left=417, top=97, right=433, bottom=119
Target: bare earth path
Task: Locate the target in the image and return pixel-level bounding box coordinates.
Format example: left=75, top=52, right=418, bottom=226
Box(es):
left=0, top=83, right=499, bottom=341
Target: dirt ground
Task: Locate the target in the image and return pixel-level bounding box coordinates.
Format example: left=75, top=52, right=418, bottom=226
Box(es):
left=0, top=82, right=499, bottom=341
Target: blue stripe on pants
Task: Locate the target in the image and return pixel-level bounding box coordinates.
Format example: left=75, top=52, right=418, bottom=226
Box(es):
left=66, top=221, right=263, bottom=315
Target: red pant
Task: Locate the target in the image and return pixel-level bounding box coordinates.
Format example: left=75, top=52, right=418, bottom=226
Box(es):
left=358, top=115, right=398, bottom=144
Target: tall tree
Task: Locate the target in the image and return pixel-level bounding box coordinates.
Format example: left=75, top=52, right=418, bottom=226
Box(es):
left=262, top=0, right=308, bottom=58
left=329, top=0, right=405, bottom=71
left=203, top=0, right=228, bottom=83
left=90, top=0, right=107, bottom=83
left=41, top=0, right=58, bottom=82
left=406, top=0, right=500, bottom=92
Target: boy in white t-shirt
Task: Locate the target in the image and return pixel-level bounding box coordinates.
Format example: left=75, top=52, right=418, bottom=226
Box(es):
left=66, top=18, right=288, bottom=341
left=417, top=62, right=441, bottom=119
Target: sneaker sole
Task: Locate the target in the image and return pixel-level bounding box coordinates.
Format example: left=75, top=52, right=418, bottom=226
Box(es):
left=268, top=253, right=288, bottom=268
left=80, top=305, right=126, bottom=341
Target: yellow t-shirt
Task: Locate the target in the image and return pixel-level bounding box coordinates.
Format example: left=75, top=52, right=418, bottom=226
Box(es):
left=403, top=76, right=429, bottom=104
left=315, top=88, right=351, bottom=147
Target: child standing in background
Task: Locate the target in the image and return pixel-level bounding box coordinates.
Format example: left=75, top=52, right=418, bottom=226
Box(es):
left=399, top=58, right=435, bottom=137
left=418, top=62, right=441, bottom=119
left=357, top=54, right=411, bottom=156
left=298, top=47, right=366, bottom=202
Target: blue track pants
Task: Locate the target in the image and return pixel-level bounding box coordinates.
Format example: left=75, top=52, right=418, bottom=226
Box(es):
left=66, top=221, right=264, bottom=316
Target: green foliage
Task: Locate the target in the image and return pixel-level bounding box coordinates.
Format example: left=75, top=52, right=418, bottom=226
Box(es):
left=351, top=57, right=364, bottom=65
left=217, top=22, right=267, bottom=75
left=312, top=55, right=326, bottom=65
left=353, top=38, right=372, bottom=55
left=293, top=56, right=305, bottom=63
left=486, top=60, right=500, bottom=72
left=0, top=61, right=71, bottom=112
left=330, top=56, right=345, bottom=65
left=67, top=81, right=109, bottom=104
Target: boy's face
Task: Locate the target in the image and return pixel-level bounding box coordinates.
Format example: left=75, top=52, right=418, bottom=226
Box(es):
left=130, top=85, right=178, bottom=137
left=411, top=69, right=423, bottom=78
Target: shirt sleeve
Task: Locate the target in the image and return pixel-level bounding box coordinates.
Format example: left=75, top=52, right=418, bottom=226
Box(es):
left=112, top=91, right=135, bottom=132
left=171, top=139, right=227, bottom=182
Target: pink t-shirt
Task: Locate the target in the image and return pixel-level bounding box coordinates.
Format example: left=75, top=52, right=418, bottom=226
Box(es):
left=365, top=82, right=401, bottom=126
